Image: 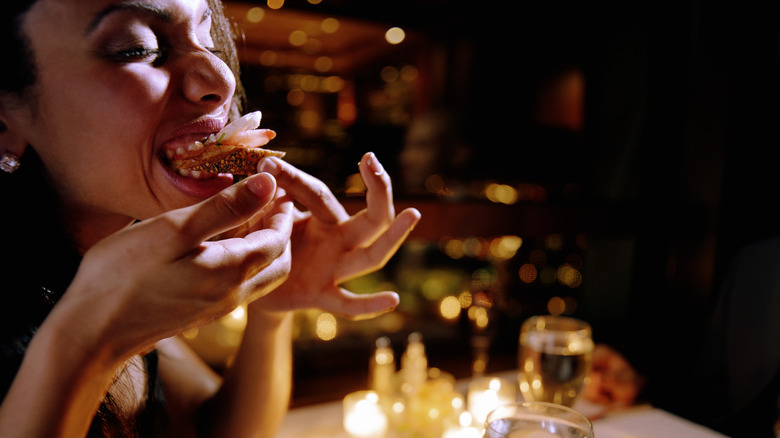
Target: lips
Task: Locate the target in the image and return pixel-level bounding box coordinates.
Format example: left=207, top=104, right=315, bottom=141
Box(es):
left=160, top=117, right=227, bottom=179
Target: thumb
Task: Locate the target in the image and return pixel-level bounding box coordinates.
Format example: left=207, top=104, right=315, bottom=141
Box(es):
left=170, top=173, right=277, bottom=249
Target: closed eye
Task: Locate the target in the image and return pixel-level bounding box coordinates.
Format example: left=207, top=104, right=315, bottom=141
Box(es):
left=111, top=45, right=168, bottom=65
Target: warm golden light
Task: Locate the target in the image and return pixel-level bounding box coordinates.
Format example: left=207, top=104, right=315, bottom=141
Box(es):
left=315, top=312, right=337, bottom=340
left=380, top=66, right=399, bottom=83
left=490, top=235, right=523, bottom=260
left=385, top=27, right=406, bottom=44
left=442, top=238, right=465, bottom=259
left=452, top=396, right=465, bottom=410
left=299, top=110, right=321, bottom=130
left=321, top=75, right=345, bottom=92
left=259, top=50, right=277, bottom=66
left=557, top=264, right=582, bottom=288
left=545, top=234, right=564, bottom=251
left=468, top=306, right=489, bottom=328
left=519, top=263, right=538, bottom=283
left=289, top=30, right=307, bottom=47
left=458, top=291, right=473, bottom=308
left=338, top=102, right=356, bottom=125
left=321, top=17, right=339, bottom=33
left=246, top=7, right=265, bottom=23
left=400, top=65, right=419, bottom=82
left=485, top=183, right=518, bottom=205
left=462, top=237, right=483, bottom=258
left=344, top=173, right=366, bottom=195
left=421, top=276, right=448, bottom=300
left=314, top=56, right=333, bottom=72
left=440, top=296, right=461, bottom=320
left=267, top=0, right=284, bottom=9
left=222, top=305, right=248, bottom=331
left=547, top=296, right=565, bottom=316
left=286, top=89, right=305, bottom=106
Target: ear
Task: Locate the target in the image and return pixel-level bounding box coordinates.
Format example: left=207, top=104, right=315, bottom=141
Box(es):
left=0, top=109, right=29, bottom=160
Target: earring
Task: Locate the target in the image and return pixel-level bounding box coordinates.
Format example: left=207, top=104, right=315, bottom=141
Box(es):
left=0, top=152, right=21, bottom=173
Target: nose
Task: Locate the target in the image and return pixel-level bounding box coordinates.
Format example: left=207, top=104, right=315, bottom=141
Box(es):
left=181, top=50, right=236, bottom=110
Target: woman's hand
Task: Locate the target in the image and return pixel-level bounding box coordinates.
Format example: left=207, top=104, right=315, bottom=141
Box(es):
left=254, top=152, right=421, bottom=320
left=57, top=172, right=293, bottom=359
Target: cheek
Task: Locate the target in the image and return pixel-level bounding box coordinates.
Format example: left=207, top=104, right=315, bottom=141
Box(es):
left=80, top=66, right=171, bottom=139
left=38, top=65, right=170, bottom=154
left=31, top=66, right=172, bottom=202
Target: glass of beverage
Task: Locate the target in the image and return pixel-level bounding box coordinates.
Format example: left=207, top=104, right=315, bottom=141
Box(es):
left=484, top=401, right=593, bottom=438
left=518, top=315, right=594, bottom=407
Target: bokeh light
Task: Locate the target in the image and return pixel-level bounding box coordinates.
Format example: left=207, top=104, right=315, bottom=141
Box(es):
left=316, top=312, right=338, bottom=341
left=246, top=7, right=265, bottom=23
left=439, top=296, right=461, bottom=320
left=385, top=27, right=406, bottom=44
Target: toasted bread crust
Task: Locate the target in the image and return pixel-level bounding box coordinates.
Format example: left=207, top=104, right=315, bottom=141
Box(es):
left=173, top=147, right=285, bottom=175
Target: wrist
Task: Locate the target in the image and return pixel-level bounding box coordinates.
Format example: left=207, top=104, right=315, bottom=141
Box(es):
left=38, top=298, right=123, bottom=378
left=246, top=304, right=293, bottom=328
left=0, top=303, right=120, bottom=437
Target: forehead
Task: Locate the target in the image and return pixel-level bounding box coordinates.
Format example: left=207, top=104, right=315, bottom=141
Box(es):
left=26, top=0, right=209, bottom=32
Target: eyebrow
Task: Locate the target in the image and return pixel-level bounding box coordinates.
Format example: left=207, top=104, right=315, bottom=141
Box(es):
left=86, top=2, right=212, bottom=35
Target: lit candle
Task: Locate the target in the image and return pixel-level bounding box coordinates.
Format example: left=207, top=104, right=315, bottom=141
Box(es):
left=443, top=412, right=482, bottom=438
left=467, top=377, right=516, bottom=425
left=343, top=391, right=388, bottom=438
left=443, top=426, right=482, bottom=438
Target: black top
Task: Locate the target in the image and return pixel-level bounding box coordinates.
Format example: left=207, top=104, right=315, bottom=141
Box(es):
left=0, top=151, right=170, bottom=437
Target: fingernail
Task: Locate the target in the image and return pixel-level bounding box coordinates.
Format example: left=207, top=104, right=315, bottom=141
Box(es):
left=246, top=173, right=273, bottom=198
left=367, top=152, right=384, bottom=176
left=257, top=157, right=278, bottom=175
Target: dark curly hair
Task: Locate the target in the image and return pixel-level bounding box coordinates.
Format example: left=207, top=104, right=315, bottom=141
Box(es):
left=0, top=2, right=38, bottom=98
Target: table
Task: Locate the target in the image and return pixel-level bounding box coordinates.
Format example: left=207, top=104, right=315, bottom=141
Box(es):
left=276, top=371, right=728, bottom=438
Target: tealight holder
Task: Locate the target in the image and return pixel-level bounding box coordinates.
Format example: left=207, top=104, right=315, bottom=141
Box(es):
left=343, top=390, right=388, bottom=438
left=467, top=376, right=517, bottom=425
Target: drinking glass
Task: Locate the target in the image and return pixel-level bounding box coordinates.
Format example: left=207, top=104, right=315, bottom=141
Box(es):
left=484, top=401, right=594, bottom=438
left=518, top=315, right=594, bottom=407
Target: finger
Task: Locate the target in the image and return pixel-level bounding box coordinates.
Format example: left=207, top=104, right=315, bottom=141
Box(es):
left=338, top=153, right=397, bottom=247
left=335, top=207, right=421, bottom=282
left=163, top=173, right=277, bottom=253
left=191, top=200, right=292, bottom=307
left=258, top=157, right=349, bottom=224
left=249, top=192, right=295, bottom=241
left=210, top=195, right=294, bottom=276
left=360, top=152, right=395, bottom=223
left=242, top=240, right=292, bottom=303
left=318, top=287, right=400, bottom=321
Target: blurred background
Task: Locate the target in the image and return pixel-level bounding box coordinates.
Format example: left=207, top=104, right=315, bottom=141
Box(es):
left=186, top=0, right=780, bottom=410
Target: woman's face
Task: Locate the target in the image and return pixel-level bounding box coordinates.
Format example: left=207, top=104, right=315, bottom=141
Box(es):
left=17, top=0, right=237, bottom=232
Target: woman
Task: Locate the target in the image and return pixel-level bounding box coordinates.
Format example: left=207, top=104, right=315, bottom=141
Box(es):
left=0, top=0, right=421, bottom=436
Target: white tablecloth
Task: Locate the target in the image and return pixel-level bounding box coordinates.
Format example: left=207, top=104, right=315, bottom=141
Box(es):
left=276, top=400, right=728, bottom=438
left=276, top=371, right=729, bottom=438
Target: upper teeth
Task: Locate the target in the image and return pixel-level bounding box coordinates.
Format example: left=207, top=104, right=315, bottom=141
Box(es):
left=177, top=168, right=209, bottom=179
left=166, top=140, right=206, bottom=160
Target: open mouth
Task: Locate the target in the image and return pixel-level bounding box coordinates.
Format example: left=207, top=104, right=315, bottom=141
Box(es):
left=162, top=139, right=222, bottom=179
left=160, top=111, right=280, bottom=180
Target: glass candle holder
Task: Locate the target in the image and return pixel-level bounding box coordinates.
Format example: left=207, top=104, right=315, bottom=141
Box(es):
left=343, top=390, right=388, bottom=438
left=467, top=376, right=517, bottom=425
